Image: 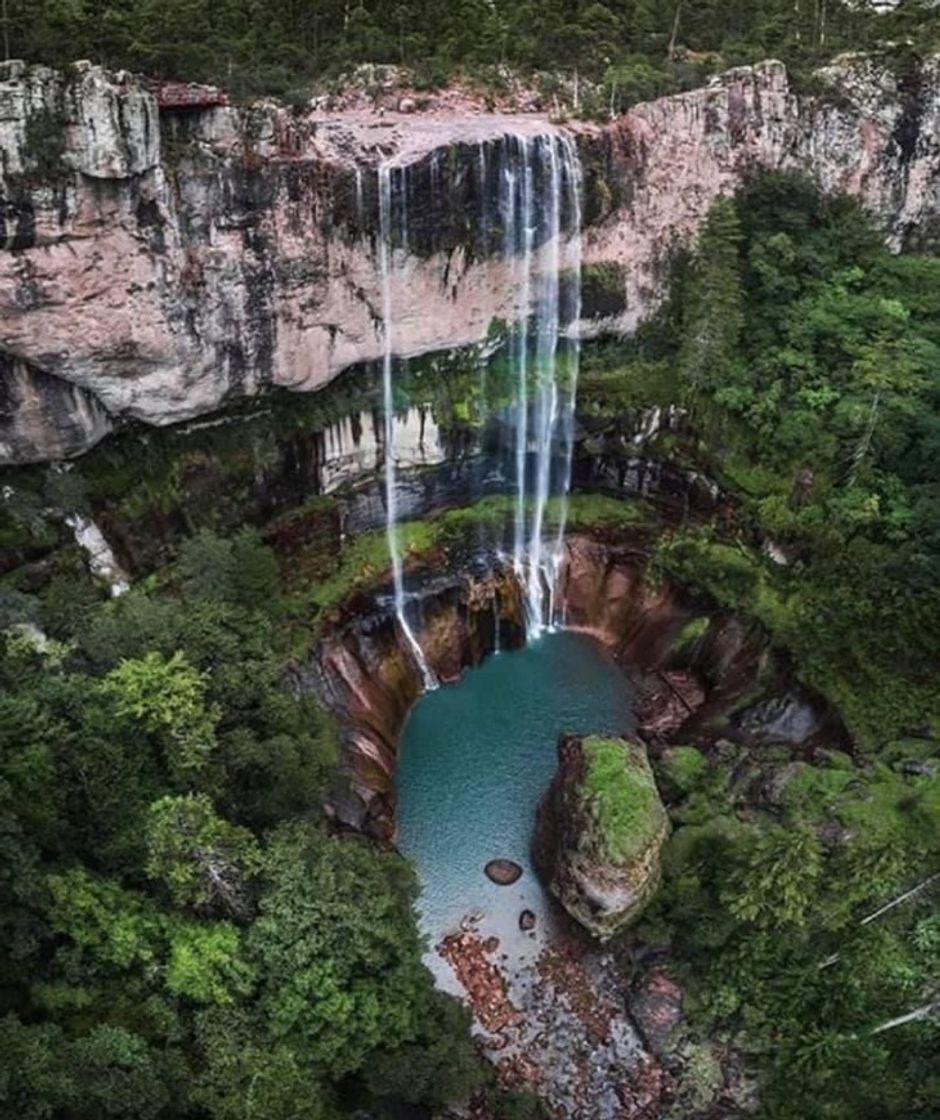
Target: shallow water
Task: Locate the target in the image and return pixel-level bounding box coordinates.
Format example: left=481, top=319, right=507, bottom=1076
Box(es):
left=397, top=630, right=634, bottom=986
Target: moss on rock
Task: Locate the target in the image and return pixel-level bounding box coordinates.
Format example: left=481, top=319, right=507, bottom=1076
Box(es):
left=534, top=734, right=669, bottom=938
left=580, top=261, right=628, bottom=319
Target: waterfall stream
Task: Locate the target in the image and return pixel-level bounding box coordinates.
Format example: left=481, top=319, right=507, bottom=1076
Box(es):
left=377, top=129, right=582, bottom=675
left=378, top=163, right=438, bottom=690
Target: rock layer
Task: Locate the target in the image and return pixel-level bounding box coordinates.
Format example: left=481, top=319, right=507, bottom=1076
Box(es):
left=4, top=53, right=940, bottom=462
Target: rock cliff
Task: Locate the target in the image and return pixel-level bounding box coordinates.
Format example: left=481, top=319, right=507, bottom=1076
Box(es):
left=3, top=52, right=940, bottom=463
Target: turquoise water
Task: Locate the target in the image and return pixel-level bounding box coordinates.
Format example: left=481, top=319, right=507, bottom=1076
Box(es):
left=397, top=630, right=634, bottom=972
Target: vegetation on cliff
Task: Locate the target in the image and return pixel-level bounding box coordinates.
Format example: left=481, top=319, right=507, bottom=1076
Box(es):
left=8, top=0, right=940, bottom=107
left=590, top=171, right=940, bottom=746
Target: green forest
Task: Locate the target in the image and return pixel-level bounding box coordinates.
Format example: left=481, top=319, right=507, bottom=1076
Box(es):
left=7, top=0, right=940, bottom=105
left=0, top=530, right=495, bottom=1118
left=594, top=173, right=940, bottom=746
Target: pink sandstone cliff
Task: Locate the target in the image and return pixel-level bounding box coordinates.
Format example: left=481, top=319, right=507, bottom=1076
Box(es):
left=2, top=53, right=939, bottom=464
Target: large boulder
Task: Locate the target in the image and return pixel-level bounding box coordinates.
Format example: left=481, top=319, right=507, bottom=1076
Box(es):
left=534, top=734, right=669, bottom=938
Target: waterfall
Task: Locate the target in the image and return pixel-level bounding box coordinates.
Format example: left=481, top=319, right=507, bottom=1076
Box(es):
left=66, top=513, right=130, bottom=597
left=500, top=132, right=583, bottom=637
left=550, top=134, right=584, bottom=629
left=378, top=163, right=438, bottom=691
left=354, top=167, right=364, bottom=226
left=374, top=128, right=583, bottom=683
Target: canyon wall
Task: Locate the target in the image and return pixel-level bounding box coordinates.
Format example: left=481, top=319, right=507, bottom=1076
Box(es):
left=3, top=52, right=940, bottom=463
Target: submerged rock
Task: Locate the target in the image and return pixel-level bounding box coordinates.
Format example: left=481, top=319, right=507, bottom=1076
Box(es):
left=484, top=858, right=522, bottom=885
left=534, top=735, right=669, bottom=939
left=437, top=930, right=523, bottom=1033
left=519, top=909, right=537, bottom=931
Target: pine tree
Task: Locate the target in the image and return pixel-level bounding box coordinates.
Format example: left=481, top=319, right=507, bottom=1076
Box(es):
left=678, top=196, right=744, bottom=393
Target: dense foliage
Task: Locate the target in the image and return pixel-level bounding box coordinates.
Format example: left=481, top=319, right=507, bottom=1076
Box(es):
left=0, top=530, right=484, bottom=1119
left=587, top=172, right=940, bottom=745
left=580, top=174, right=940, bottom=1114
left=7, top=0, right=940, bottom=106
left=644, top=741, right=940, bottom=1118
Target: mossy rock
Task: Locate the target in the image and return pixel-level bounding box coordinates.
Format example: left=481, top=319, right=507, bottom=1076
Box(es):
left=658, top=745, right=710, bottom=799
left=534, top=735, right=669, bottom=938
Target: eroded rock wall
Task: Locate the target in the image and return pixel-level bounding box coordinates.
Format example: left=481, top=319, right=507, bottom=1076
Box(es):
left=4, top=53, right=940, bottom=462
left=580, top=54, right=940, bottom=332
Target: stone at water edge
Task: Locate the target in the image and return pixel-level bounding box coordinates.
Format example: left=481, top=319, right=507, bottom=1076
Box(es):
left=484, top=858, right=523, bottom=885
left=534, top=734, right=669, bottom=939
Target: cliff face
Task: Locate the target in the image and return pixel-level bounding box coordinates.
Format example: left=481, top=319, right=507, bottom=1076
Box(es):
left=3, top=53, right=940, bottom=464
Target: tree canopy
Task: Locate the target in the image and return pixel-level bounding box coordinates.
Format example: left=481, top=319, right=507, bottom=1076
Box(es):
left=0, top=531, right=484, bottom=1119
left=6, top=0, right=940, bottom=105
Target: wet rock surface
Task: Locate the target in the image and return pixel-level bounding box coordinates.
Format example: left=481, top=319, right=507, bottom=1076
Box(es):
left=631, top=968, right=684, bottom=1055
left=312, top=533, right=848, bottom=838
left=440, top=924, right=652, bottom=1119
left=635, top=671, right=707, bottom=738
left=438, top=930, right=524, bottom=1034
left=736, top=689, right=823, bottom=743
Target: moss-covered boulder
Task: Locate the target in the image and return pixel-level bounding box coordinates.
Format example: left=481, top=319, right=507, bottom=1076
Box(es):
left=534, top=734, right=669, bottom=938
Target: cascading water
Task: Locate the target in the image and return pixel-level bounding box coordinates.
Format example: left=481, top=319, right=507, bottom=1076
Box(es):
left=500, top=132, right=583, bottom=636
left=549, top=135, right=584, bottom=629
left=378, top=163, right=437, bottom=691
left=375, top=128, right=582, bottom=681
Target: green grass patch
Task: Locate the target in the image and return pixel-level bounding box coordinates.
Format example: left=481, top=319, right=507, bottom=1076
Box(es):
left=561, top=493, right=653, bottom=531
left=578, top=356, right=681, bottom=416
left=672, top=616, right=710, bottom=655
left=283, top=491, right=655, bottom=636
left=307, top=520, right=434, bottom=614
